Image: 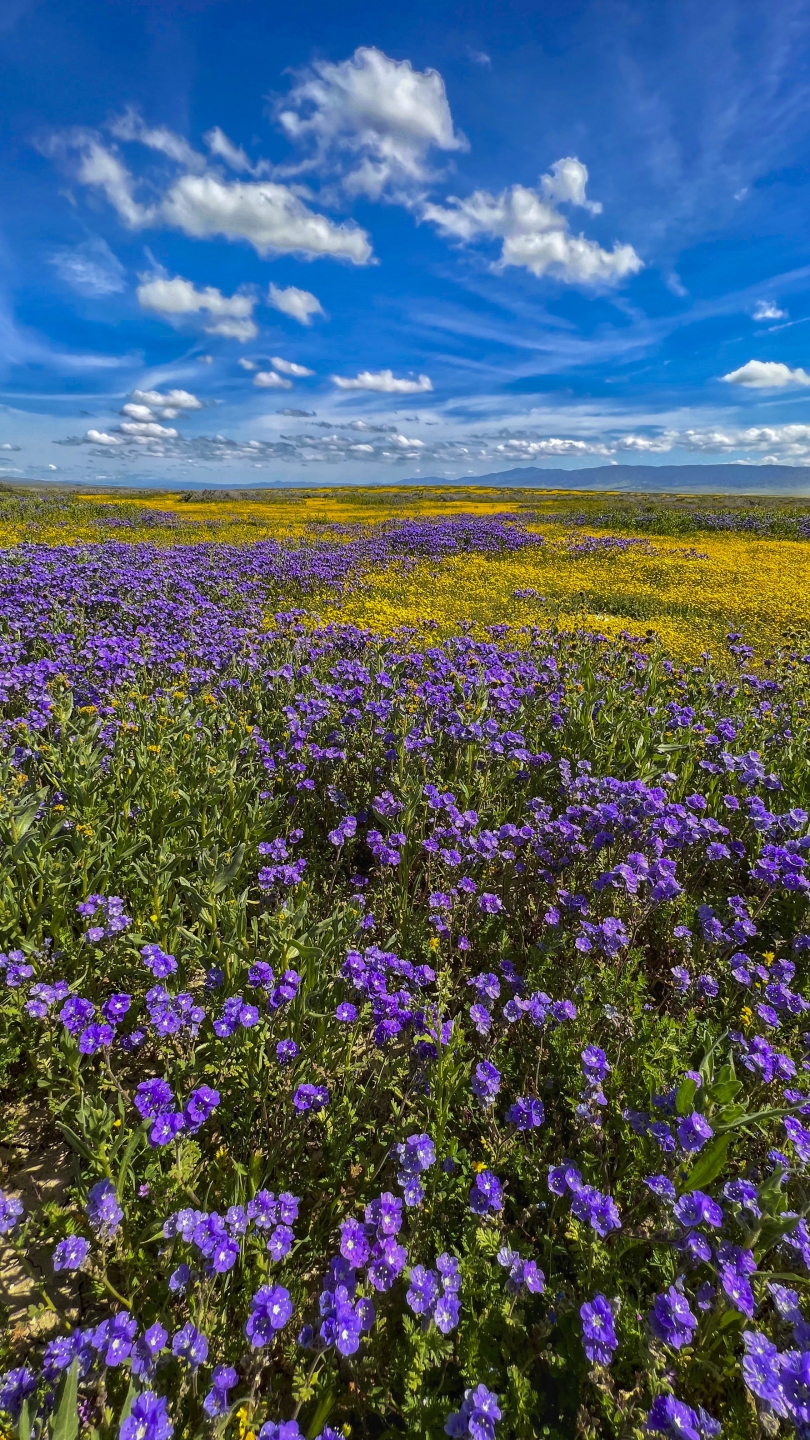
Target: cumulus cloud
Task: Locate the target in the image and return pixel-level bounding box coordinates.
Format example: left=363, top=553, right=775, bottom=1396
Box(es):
left=161, top=174, right=372, bottom=262
left=753, top=300, right=787, bottom=321
left=238, top=358, right=257, bottom=370
left=268, top=283, right=325, bottom=326
left=422, top=158, right=642, bottom=285
left=254, top=371, right=292, bottom=389
left=495, top=436, right=612, bottom=458
left=130, top=388, right=203, bottom=416
left=50, top=236, right=126, bottom=296
left=722, top=359, right=810, bottom=388
left=119, top=420, right=179, bottom=438
left=540, top=158, right=601, bottom=214
left=331, top=369, right=433, bottom=393
left=47, top=128, right=373, bottom=264
left=85, top=429, right=121, bottom=445
left=137, top=272, right=258, bottom=340
left=0, top=444, right=20, bottom=452
left=270, top=356, right=314, bottom=377
left=276, top=46, right=466, bottom=199
left=66, top=411, right=810, bottom=468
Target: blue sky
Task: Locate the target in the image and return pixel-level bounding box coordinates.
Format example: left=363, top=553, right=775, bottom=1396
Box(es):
left=3, top=0, right=810, bottom=486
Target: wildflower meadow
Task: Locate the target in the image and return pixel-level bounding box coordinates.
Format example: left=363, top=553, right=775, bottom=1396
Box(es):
left=4, top=486, right=810, bottom=1440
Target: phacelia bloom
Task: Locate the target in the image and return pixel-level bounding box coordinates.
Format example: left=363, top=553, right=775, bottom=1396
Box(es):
left=257, top=1424, right=304, bottom=1440
left=644, top=1175, right=677, bottom=1202
left=245, top=1285, right=294, bottom=1347
left=293, top=1083, right=329, bottom=1113
left=580, top=1294, right=618, bottom=1365
left=267, top=1224, right=295, bottom=1261
left=203, top=1364, right=239, bottom=1418
left=53, top=1235, right=89, bottom=1272
left=0, top=1190, right=23, bottom=1235
left=120, top=1391, right=174, bottom=1440
left=183, top=1085, right=220, bottom=1130
left=650, top=1286, right=698, bottom=1349
left=478, top=893, right=503, bottom=915
left=131, top=1321, right=168, bottom=1379
left=672, top=1191, right=723, bottom=1229
left=647, top=1394, right=720, bottom=1440
left=92, top=1311, right=138, bottom=1366
left=85, top=1179, right=123, bottom=1239
left=506, top=1096, right=544, bottom=1130
left=140, top=944, right=178, bottom=978
left=340, top=1217, right=371, bottom=1267
left=276, top=1039, right=299, bottom=1065
left=0, top=1367, right=37, bottom=1421
left=471, top=1061, right=501, bottom=1106
left=59, top=994, right=95, bottom=1034
left=469, top=1169, right=503, bottom=1215
left=581, top=1046, right=611, bottom=1085
left=444, top=1383, right=501, bottom=1439
left=134, top=1077, right=174, bottom=1120
left=171, top=1322, right=208, bottom=1369
left=569, top=1185, right=622, bottom=1237
left=335, top=1002, right=357, bottom=1023
left=677, top=1113, right=714, bottom=1152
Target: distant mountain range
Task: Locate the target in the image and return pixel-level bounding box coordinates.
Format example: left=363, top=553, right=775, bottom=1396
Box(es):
left=413, top=464, right=810, bottom=494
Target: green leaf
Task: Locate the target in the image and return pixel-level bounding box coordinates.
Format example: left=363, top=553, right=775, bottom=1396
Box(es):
left=17, top=1397, right=31, bottom=1440
left=675, top=1078, right=698, bottom=1116
left=210, top=842, right=245, bottom=896
left=682, top=1135, right=730, bottom=1193
left=306, top=1389, right=336, bottom=1440
left=54, top=1121, right=95, bottom=1163
left=51, top=1360, right=79, bottom=1440
left=118, top=1380, right=137, bottom=1429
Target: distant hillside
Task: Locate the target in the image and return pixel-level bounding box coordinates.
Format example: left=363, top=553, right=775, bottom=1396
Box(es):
left=415, top=464, right=810, bottom=493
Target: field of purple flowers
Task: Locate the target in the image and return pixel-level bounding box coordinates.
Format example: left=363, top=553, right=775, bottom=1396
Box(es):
left=1, top=512, right=810, bottom=1439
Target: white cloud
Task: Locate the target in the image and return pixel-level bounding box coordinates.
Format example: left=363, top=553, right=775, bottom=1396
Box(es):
left=110, top=109, right=206, bottom=171
left=130, top=388, right=202, bottom=410
left=198, top=354, right=214, bottom=363
left=331, top=368, right=433, bottom=393
left=73, top=136, right=154, bottom=228
left=121, top=403, right=154, bottom=421
left=753, top=300, right=787, bottom=321
left=136, top=272, right=258, bottom=340
left=540, top=158, right=602, bottom=215
left=466, top=48, right=491, bottom=67
left=422, top=158, right=642, bottom=285
left=238, top=358, right=257, bottom=370
left=0, top=444, right=20, bottom=452
left=277, top=46, right=466, bottom=199
left=50, top=236, right=126, bottom=296
left=617, top=433, right=676, bottom=452
left=682, top=423, right=810, bottom=456
left=119, top=420, right=179, bottom=438
left=254, top=371, right=293, bottom=389
left=85, top=429, right=121, bottom=445
left=722, top=359, right=810, bottom=388
left=268, top=283, right=325, bottom=326
left=161, top=175, right=372, bottom=262
left=130, top=388, right=203, bottom=418
left=49, top=131, right=372, bottom=265
left=271, top=356, right=314, bottom=377
left=495, top=436, right=611, bottom=457
left=204, top=126, right=257, bottom=174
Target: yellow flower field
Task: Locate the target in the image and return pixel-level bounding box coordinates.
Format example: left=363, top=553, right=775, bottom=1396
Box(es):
left=5, top=484, right=810, bottom=658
